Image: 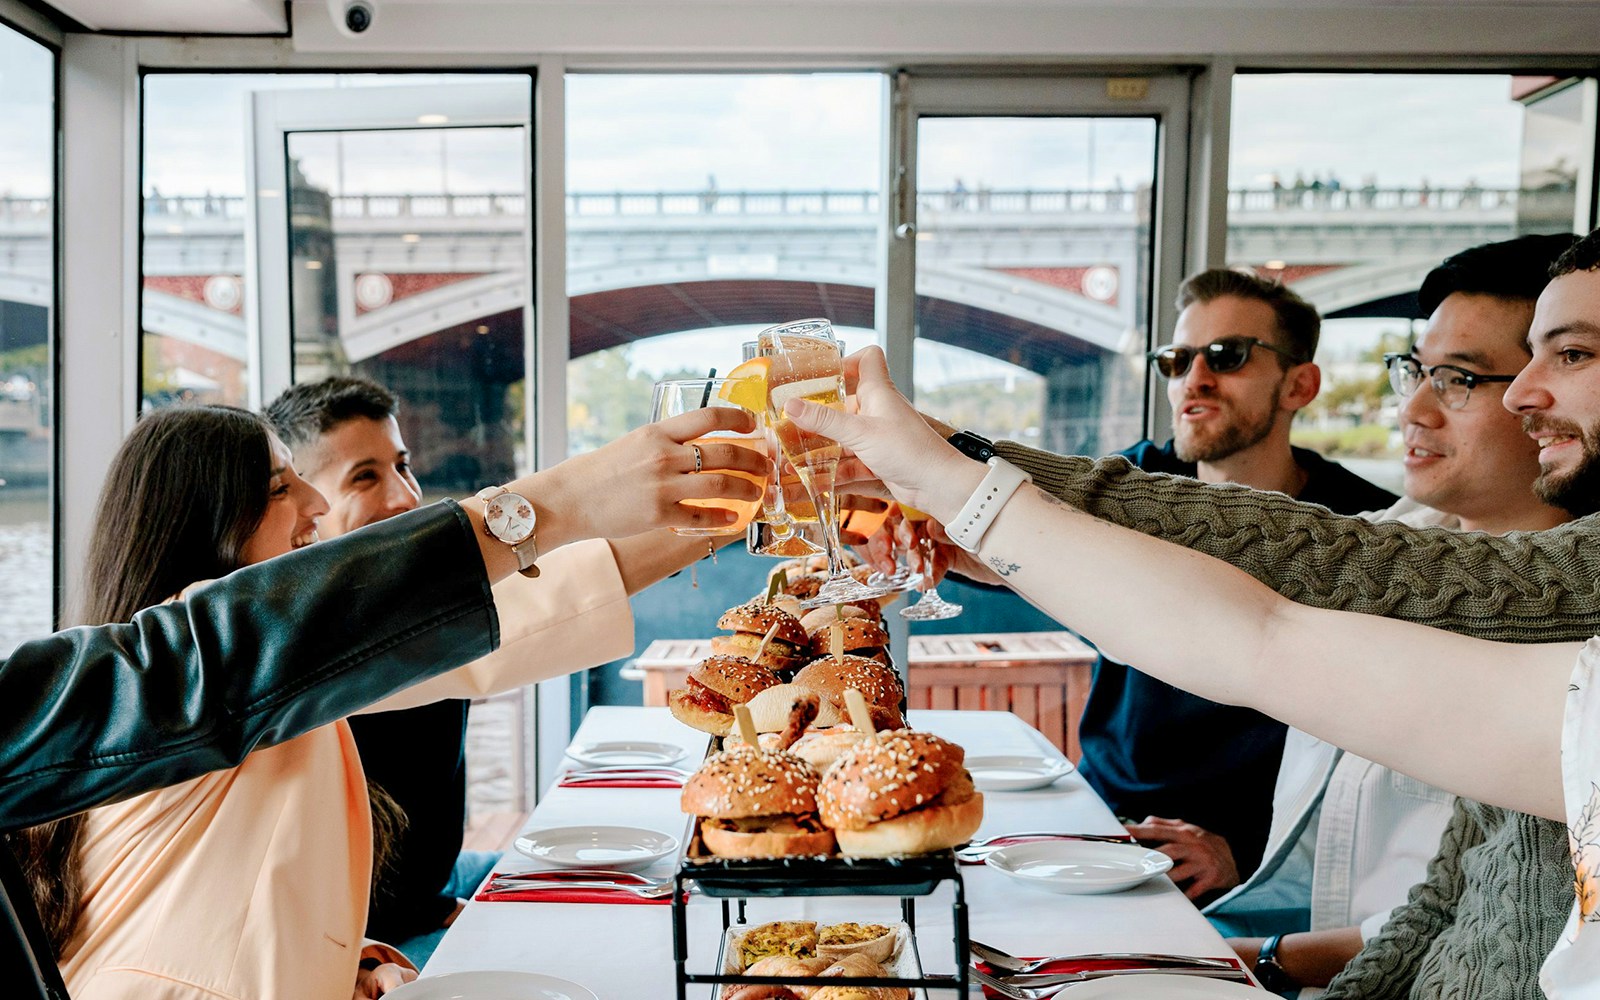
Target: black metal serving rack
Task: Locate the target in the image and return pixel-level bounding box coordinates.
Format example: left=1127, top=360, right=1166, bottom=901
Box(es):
left=671, top=820, right=968, bottom=999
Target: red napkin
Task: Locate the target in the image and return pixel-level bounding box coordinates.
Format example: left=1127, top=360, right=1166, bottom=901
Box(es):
left=959, top=834, right=1135, bottom=865
left=555, top=776, right=683, bottom=789
left=975, top=956, right=1252, bottom=997
left=473, top=886, right=675, bottom=905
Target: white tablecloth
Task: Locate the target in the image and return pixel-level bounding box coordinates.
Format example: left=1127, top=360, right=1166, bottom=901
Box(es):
left=424, top=707, right=1239, bottom=996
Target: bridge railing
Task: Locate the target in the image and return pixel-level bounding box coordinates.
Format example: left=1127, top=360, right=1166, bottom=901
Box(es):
left=0, top=185, right=1567, bottom=228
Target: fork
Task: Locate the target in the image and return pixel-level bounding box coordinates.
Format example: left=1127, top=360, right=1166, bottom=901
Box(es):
left=969, top=964, right=1248, bottom=999
left=969, top=939, right=1235, bottom=975
left=966, top=831, right=1134, bottom=848
left=487, top=868, right=661, bottom=884
left=480, top=879, right=675, bottom=899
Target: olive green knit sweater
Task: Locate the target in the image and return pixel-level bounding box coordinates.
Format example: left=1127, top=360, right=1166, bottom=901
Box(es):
left=995, top=443, right=1581, bottom=999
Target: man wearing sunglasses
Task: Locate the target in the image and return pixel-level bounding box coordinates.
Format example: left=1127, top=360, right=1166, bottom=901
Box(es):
left=1079, top=269, right=1397, bottom=908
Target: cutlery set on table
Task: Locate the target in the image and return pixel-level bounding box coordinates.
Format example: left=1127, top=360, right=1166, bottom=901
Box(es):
left=473, top=740, right=690, bottom=904
left=967, top=939, right=1261, bottom=998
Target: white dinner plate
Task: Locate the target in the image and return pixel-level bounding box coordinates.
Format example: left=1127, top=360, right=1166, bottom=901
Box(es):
left=965, top=753, right=1074, bottom=791
left=384, top=971, right=600, bottom=1000
left=1048, top=973, right=1266, bottom=998
left=513, top=825, right=679, bottom=870
left=985, top=840, right=1174, bottom=895
left=564, top=740, right=687, bottom=768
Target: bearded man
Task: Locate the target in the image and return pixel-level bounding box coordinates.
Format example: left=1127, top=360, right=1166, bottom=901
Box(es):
left=1081, top=268, right=1396, bottom=903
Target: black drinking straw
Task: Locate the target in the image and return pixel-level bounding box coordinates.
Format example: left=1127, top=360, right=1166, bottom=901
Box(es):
left=699, top=368, right=717, bottom=408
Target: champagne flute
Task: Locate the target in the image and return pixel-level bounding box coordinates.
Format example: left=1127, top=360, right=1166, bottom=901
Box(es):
left=650, top=377, right=767, bottom=536
left=898, top=505, right=963, bottom=620
left=760, top=318, right=893, bottom=608
left=866, top=503, right=923, bottom=593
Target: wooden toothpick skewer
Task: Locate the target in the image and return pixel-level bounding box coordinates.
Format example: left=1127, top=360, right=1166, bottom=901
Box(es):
left=733, top=704, right=761, bottom=749
left=844, top=689, right=878, bottom=744
left=829, top=621, right=845, bottom=660
left=753, top=622, right=781, bottom=664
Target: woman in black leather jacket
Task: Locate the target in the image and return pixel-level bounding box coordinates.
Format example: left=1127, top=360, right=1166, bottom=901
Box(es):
left=0, top=400, right=762, bottom=998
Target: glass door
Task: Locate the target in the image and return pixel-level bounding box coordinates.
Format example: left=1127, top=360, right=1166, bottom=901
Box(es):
left=246, top=79, right=552, bottom=805
left=886, top=75, right=1190, bottom=642
left=892, top=76, right=1191, bottom=456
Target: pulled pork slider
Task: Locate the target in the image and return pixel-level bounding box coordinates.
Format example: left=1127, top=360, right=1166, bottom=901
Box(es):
left=819, top=730, right=983, bottom=857
left=792, top=655, right=905, bottom=731
left=683, top=745, right=837, bottom=857
left=712, top=602, right=810, bottom=677
left=668, top=654, right=781, bottom=736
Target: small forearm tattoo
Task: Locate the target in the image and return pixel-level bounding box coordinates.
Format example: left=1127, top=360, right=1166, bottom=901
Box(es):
left=988, top=556, right=1021, bottom=577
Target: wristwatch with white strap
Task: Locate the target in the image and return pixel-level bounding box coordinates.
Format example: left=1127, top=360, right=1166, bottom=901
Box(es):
left=475, top=485, right=541, bottom=578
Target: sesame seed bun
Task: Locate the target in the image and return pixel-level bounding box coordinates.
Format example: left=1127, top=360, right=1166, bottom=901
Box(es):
left=818, top=730, right=983, bottom=856
left=666, top=655, right=780, bottom=736
left=804, top=617, right=891, bottom=659
left=792, top=655, right=905, bottom=730
left=718, top=602, right=808, bottom=649
left=681, top=745, right=837, bottom=857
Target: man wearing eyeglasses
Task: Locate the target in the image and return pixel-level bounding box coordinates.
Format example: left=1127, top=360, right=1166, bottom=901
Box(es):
left=1204, top=234, right=1577, bottom=996
left=1078, top=269, right=1396, bottom=907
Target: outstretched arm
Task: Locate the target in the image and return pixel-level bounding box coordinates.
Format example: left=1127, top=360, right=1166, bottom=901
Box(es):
left=990, top=441, right=1600, bottom=645
left=792, top=348, right=1570, bottom=822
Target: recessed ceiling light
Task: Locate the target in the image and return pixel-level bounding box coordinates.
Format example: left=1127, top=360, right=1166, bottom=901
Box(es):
left=1264, top=260, right=1287, bottom=270
left=401, top=233, right=421, bottom=243
left=418, top=114, right=449, bottom=125
left=304, top=260, right=323, bottom=270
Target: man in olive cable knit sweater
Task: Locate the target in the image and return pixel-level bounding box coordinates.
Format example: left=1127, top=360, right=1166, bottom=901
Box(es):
left=925, top=232, right=1600, bottom=999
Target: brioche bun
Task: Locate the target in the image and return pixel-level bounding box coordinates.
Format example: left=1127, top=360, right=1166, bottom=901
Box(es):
left=805, top=617, right=891, bottom=660
left=792, top=656, right=905, bottom=730
left=819, top=731, right=983, bottom=857
left=668, top=655, right=781, bottom=735
left=719, top=602, right=808, bottom=649
left=682, top=745, right=836, bottom=857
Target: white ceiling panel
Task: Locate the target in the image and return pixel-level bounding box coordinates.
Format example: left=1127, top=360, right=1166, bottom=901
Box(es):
left=43, top=0, right=287, bottom=33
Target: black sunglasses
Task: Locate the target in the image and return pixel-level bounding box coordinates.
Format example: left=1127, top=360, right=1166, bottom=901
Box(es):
left=1146, top=336, right=1305, bottom=379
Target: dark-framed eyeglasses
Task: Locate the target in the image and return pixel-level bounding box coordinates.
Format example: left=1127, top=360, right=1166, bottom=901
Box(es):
left=1382, top=353, right=1518, bottom=411
left=1146, top=336, right=1306, bottom=379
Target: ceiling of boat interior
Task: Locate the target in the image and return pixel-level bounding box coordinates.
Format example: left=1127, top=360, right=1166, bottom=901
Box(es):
left=33, top=0, right=1600, bottom=37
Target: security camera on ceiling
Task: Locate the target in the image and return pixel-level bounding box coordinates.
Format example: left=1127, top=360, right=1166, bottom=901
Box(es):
left=328, top=0, right=376, bottom=36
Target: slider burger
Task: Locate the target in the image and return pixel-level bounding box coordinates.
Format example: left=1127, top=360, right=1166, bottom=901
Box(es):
left=792, top=655, right=905, bottom=732
left=818, top=730, right=984, bottom=857
left=682, top=745, right=837, bottom=857
left=712, top=602, right=810, bottom=677
left=668, top=654, right=781, bottom=736
left=800, top=610, right=891, bottom=665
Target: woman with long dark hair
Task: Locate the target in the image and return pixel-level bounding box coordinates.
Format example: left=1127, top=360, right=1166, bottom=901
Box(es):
left=17, top=401, right=765, bottom=999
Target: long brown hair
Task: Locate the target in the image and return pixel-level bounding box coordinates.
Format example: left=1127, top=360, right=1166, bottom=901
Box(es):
left=7, top=406, right=279, bottom=956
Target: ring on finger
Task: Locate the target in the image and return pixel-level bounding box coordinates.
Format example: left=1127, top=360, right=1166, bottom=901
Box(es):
left=689, top=444, right=703, bottom=474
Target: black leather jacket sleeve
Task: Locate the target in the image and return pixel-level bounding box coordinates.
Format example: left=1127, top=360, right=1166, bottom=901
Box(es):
left=0, top=500, right=499, bottom=833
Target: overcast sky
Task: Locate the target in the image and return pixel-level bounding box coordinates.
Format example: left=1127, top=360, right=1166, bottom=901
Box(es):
left=0, top=42, right=1534, bottom=199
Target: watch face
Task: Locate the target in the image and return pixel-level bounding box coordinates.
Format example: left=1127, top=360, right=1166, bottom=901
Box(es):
left=484, top=492, right=536, bottom=545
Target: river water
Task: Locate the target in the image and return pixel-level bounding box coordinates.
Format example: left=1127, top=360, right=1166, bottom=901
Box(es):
left=0, top=492, right=51, bottom=657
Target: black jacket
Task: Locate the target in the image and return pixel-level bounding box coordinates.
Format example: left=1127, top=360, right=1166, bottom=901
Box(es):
left=0, top=501, right=499, bottom=998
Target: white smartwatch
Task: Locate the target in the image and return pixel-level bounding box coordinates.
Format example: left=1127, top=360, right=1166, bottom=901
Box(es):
left=946, top=457, right=1032, bottom=553
left=475, top=485, right=540, bottom=578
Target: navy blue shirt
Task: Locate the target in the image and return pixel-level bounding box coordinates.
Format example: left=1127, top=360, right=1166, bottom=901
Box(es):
left=1076, top=440, right=1398, bottom=880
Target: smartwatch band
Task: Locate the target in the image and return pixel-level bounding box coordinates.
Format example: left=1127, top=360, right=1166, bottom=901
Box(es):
left=947, top=457, right=1031, bottom=553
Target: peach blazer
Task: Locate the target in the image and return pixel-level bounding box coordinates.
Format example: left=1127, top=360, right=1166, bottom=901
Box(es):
left=58, top=538, right=634, bottom=1000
